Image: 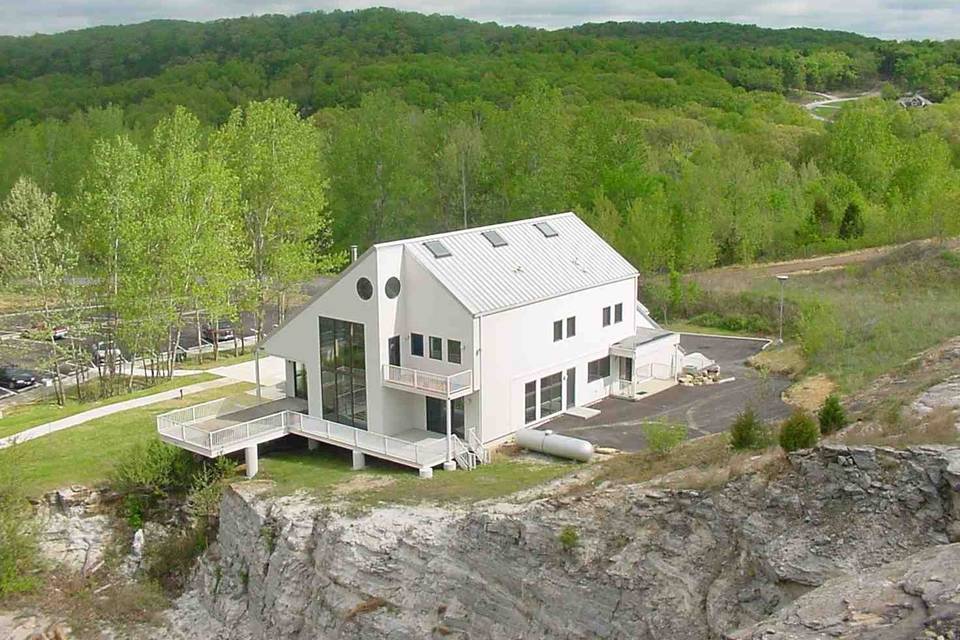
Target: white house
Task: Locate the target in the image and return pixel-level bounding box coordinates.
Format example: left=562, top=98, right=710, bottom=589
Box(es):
left=157, top=212, right=681, bottom=476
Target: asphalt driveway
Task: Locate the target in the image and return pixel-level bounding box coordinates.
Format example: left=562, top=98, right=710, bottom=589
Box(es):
left=542, top=334, right=792, bottom=452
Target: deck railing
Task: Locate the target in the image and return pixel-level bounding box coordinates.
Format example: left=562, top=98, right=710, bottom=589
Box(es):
left=158, top=409, right=452, bottom=468
left=382, top=364, right=473, bottom=398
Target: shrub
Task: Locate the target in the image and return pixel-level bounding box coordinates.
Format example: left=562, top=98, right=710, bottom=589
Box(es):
left=145, top=523, right=211, bottom=594
left=642, top=421, right=687, bottom=456
left=778, top=410, right=819, bottom=452
left=558, top=526, right=580, bottom=551
left=818, top=394, right=848, bottom=434
left=0, top=452, right=39, bottom=597
left=111, top=439, right=199, bottom=495
left=729, top=408, right=770, bottom=450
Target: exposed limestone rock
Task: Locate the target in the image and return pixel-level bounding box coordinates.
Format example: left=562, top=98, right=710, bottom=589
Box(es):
left=162, top=445, right=960, bottom=639
left=35, top=486, right=113, bottom=573
left=728, top=543, right=960, bottom=639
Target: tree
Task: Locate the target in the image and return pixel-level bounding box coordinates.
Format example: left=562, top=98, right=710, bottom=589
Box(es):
left=211, top=98, right=328, bottom=391
left=779, top=410, right=819, bottom=452
left=729, top=407, right=769, bottom=450
left=838, top=202, right=865, bottom=240
left=817, top=394, right=848, bottom=434
left=0, top=178, right=77, bottom=404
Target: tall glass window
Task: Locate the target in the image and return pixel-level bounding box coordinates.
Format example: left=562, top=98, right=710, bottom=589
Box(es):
left=524, top=381, right=537, bottom=424
left=319, top=317, right=367, bottom=429
left=293, top=362, right=308, bottom=400
left=540, top=372, right=562, bottom=418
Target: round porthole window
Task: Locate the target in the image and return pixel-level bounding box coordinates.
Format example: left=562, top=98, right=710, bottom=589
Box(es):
left=356, top=277, right=373, bottom=300
left=385, top=277, right=401, bottom=299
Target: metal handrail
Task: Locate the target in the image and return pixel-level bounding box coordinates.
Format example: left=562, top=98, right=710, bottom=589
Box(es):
left=382, top=364, right=473, bottom=396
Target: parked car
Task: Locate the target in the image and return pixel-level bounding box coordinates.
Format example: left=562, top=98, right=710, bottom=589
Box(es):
left=0, top=366, right=39, bottom=390
left=201, top=322, right=235, bottom=343
left=91, top=341, right=123, bottom=366
left=21, top=322, right=69, bottom=341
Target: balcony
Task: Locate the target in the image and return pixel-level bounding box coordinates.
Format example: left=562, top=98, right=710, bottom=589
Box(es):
left=381, top=364, right=474, bottom=399
left=156, top=397, right=456, bottom=469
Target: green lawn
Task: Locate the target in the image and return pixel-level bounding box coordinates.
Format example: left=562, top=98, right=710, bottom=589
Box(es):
left=663, top=322, right=764, bottom=338
left=2, top=382, right=253, bottom=496
left=0, top=373, right=218, bottom=439
left=258, top=447, right=576, bottom=505
left=178, top=350, right=255, bottom=370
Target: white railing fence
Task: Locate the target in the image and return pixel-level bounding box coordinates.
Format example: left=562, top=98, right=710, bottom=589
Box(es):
left=382, top=364, right=473, bottom=397
left=450, top=434, right=476, bottom=470
left=466, top=427, right=490, bottom=465
left=157, top=397, right=230, bottom=427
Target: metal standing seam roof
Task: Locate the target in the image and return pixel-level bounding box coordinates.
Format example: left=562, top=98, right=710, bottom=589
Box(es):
left=397, top=212, right=638, bottom=316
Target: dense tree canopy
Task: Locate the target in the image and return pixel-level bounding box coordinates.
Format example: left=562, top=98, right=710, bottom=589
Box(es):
left=1, top=8, right=958, bottom=280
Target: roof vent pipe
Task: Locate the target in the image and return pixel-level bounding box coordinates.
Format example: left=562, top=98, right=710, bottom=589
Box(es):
left=350, top=245, right=358, bottom=263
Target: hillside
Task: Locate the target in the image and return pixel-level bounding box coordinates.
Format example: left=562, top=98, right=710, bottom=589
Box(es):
left=1, top=8, right=959, bottom=274
left=1, top=8, right=959, bottom=128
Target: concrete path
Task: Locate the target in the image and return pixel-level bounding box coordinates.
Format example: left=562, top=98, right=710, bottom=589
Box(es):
left=0, top=376, right=237, bottom=449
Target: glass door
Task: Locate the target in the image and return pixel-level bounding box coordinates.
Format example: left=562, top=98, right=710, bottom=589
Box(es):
left=388, top=335, right=400, bottom=367
left=566, top=367, right=575, bottom=409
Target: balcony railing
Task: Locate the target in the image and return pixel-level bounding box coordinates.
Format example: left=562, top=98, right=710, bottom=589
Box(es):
left=381, top=364, right=473, bottom=398
left=158, top=408, right=453, bottom=468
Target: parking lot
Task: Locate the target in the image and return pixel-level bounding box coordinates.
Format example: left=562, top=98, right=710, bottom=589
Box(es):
left=0, top=276, right=332, bottom=404
left=542, top=334, right=793, bottom=452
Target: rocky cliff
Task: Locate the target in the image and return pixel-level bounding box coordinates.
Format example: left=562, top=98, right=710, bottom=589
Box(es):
left=164, top=444, right=960, bottom=639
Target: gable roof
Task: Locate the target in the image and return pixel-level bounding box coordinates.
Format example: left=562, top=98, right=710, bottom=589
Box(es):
left=394, top=212, right=637, bottom=316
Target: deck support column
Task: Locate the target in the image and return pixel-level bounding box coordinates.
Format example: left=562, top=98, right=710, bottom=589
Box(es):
left=446, top=399, right=453, bottom=466
left=244, top=445, right=259, bottom=478
left=352, top=450, right=366, bottom=470
left=307, top=439, right=318, bottom=451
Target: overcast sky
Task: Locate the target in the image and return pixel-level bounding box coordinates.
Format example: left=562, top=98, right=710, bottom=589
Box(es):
left=3, top=1, right=958, bottom=40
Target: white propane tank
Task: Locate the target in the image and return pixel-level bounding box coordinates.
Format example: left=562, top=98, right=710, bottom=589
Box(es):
left=516, top=429, right=594, bottom=462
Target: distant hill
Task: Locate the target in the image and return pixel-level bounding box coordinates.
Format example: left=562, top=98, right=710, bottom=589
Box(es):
left=0, top=8, right=956, bottom=127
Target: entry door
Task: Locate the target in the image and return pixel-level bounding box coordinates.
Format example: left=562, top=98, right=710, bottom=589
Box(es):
left=620, top=357, right=633, bottom=381
left=425, top=397, right=465, bottom=437
left=426, top=397, right=445, bottom=434
left=388, top=336, right=401, bottom=367
left=566, top=367, right=576, bottom=409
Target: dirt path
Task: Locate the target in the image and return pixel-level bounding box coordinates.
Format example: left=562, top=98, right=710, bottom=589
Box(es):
left=802, top=90, right=879, bottom=121
left=688, top=237, right=960, bottom=293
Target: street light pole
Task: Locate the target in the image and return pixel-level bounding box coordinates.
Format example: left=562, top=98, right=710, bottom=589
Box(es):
left=776, top=274, right=789, bottom=345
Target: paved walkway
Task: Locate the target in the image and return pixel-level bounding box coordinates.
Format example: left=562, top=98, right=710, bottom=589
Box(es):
left=0, top=377, right=237, bottom=449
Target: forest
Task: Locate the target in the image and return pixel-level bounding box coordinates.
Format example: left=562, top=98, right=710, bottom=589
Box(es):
left=2, top=8, right=960, bottom=281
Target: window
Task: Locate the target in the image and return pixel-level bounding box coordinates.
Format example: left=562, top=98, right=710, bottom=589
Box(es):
left=615, top=303, right=623, bottom=323
left=411, top=333, right=424, bottom=357
left=385, top=277, right=401, bottom=299
left=481, top=230, right=508, bottom=248
left=423, top=240, right=452, bottom=258
left=427, top=397, right=465, bottom=438
left=588, top=357, right=611, bottom=382
left=447, top=339, right=461, bottom=364
left=539, top=372, right=562, bottom=418
left=553, top=320, right=563, bottom=342
left=319, top=317, right=367, bottom=429
left=429, top=336, right=443, bottom=360
left=356, top=277, right=373, bottom=300
left=533, top=221, right=558, bottom=238
left=524, top=381, right=537, bottom=424
left=566, top=316, right=576, bottom=338
left=602, top=306, right=611, bottom=327
left=293, top=362, right=308, bottom=400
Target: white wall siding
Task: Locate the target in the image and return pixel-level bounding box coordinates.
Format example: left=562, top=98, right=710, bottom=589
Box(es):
left=478, top=276, right=637, bottom=442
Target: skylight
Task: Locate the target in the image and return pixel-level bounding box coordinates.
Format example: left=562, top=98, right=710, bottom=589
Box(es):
left=481, top=230, right=508, bottom=248
left=423, top=240, right=452, bottom=258
left=534, top=221, right=558, bottom=238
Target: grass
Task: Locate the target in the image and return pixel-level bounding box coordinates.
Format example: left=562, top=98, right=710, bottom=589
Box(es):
left=178, top=349, right=255, bottom=370
left=763, top=246, right=960, bottom=391
left=665, top=245, right=960, bottom=393
left=662, top=321, right=762, bottom=338
left=748, top=344, right=807, bottom=377
left=0, top=382, right=253, bottom=496
left=0, top=373, right=218, bottom=438
left=258, top=446, right=576, bottom=506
